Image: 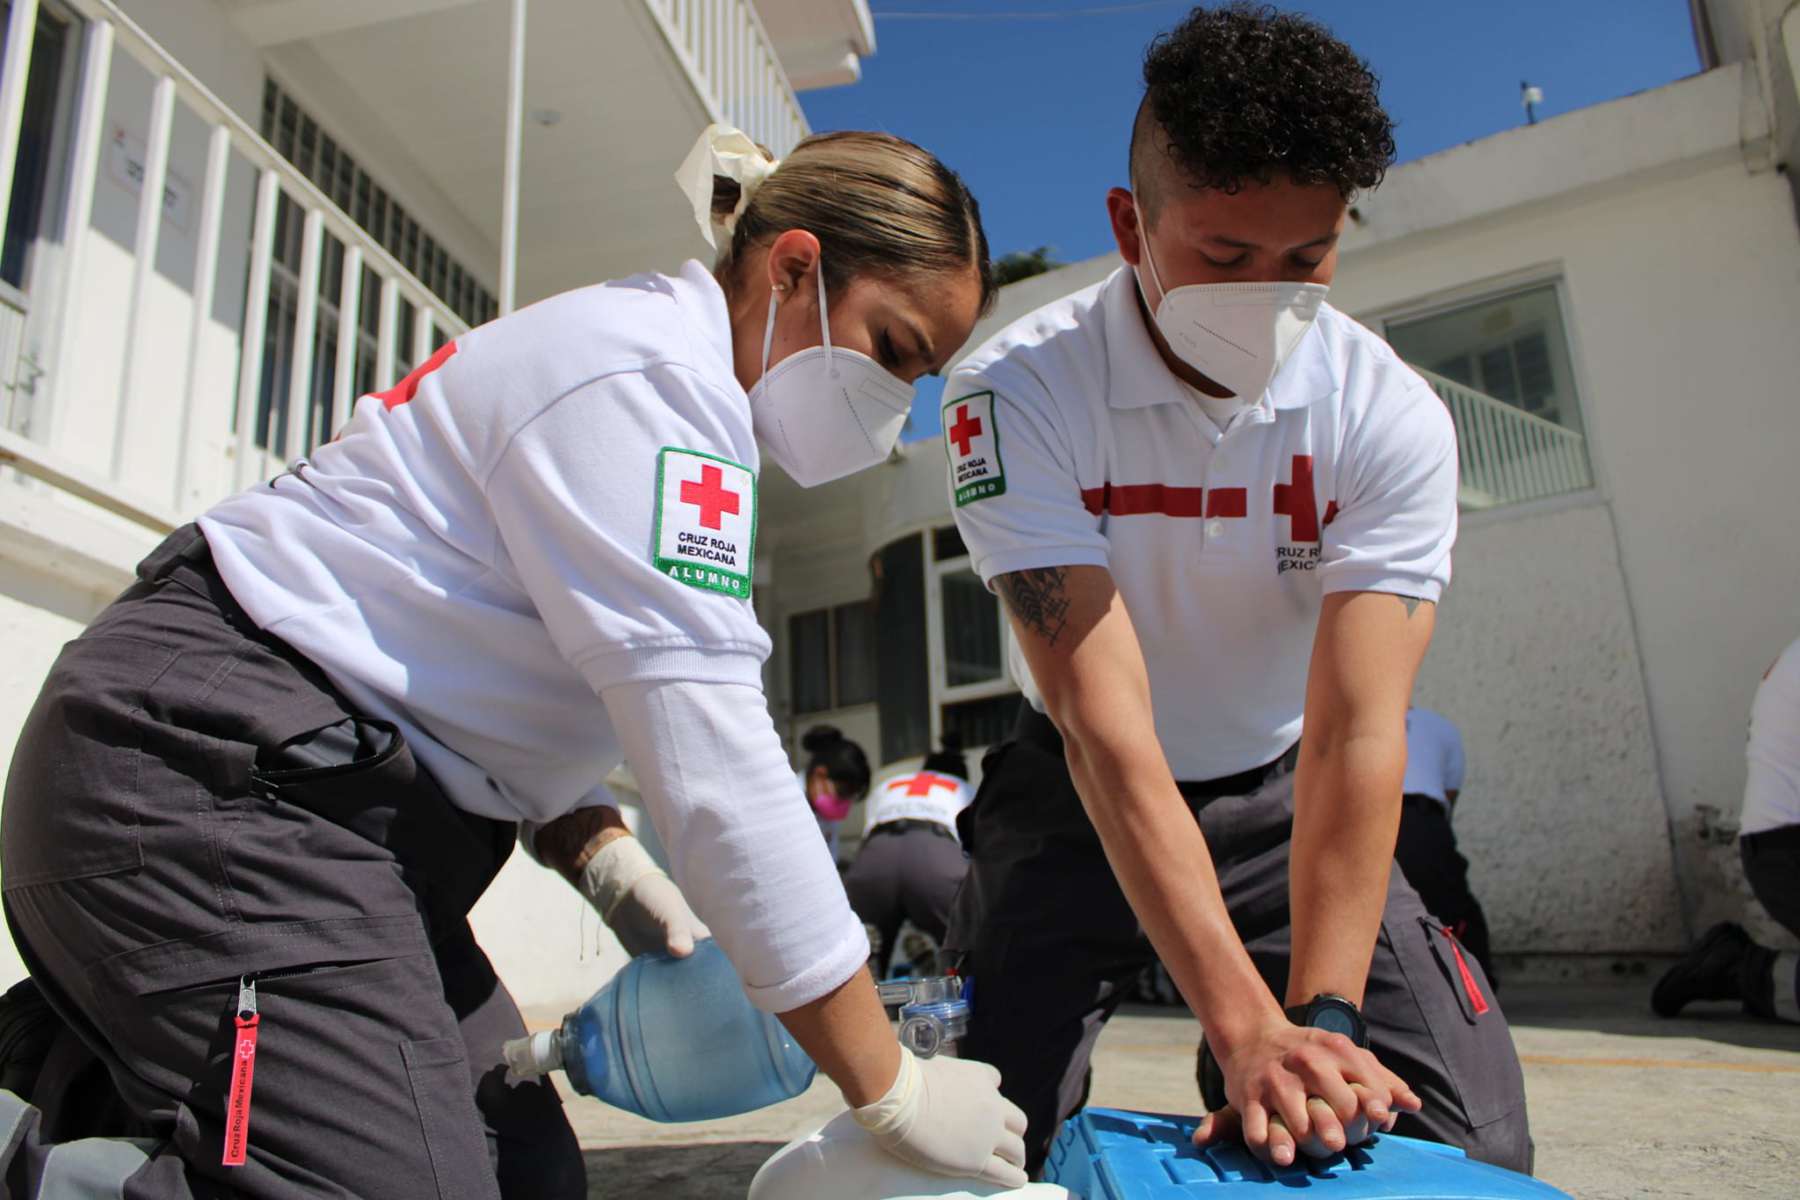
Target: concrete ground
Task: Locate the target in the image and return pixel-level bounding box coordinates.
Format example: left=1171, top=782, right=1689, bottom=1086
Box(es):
left=545, top=980, right=1800, bottom=1198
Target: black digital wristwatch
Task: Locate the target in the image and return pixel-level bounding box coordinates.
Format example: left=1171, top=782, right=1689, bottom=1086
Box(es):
left=1197, top=994, right=1369, bottom=1112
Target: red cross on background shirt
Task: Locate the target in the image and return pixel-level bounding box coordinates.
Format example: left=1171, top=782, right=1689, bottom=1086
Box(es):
left=891, top=772, right=959, bottom=797
left=680, top=464, right=740, bottom=531
left=948, top=405, right=984, bottom=457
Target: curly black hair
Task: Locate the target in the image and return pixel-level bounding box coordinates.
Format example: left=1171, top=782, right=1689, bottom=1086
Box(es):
left=1131, top=3, right=1396, bottom=207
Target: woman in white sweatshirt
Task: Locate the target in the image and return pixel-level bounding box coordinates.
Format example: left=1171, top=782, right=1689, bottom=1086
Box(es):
left=0, top=126, right=1024, bottom=1200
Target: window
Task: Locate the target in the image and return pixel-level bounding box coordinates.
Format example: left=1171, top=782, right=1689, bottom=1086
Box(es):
left=941, top=569, right=1002, bottom=686
left=1384, top=283, right=1594, bottom=509
left=874, top=535, right=931, bottom=762
left=928, top=524, right=1019, bottom=747
left=259, top=78, right=497, bottom=328
left=789, top=601, right=878, bottom=716
left=789, top=609, right=831, bottom=714
left=834, top=601, right=877, bottom=707
left=1, top=0, right=72, bottom=291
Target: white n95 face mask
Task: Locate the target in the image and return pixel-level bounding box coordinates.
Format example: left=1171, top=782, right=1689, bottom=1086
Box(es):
left=748, top=260, right=915, bottom=488
left=1135, top=211, right=1328, bottom=402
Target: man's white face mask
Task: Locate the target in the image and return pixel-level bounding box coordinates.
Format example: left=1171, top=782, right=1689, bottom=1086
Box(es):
left=1134, top=201, right=1329, bottom=401
left=748, top=258, right=915, bottom=488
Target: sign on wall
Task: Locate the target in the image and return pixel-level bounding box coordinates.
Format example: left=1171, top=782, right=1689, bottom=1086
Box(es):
left=104, top=125, right=194, bottom=235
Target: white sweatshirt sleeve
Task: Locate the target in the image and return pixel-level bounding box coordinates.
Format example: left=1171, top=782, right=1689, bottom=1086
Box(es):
left=599, top=677, right=870, bottom=1013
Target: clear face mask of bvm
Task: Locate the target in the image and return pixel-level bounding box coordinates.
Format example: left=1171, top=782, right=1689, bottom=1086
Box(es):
left=877, top=975, right=970, bottom=1060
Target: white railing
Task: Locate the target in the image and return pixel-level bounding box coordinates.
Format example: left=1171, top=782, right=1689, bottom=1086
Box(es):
left=1414, top=366, right=1594, bottom=510
left=644, top=0, right=811, bottom=158
left=0, top=284, right=27, bottom=433
left=0, top=0, right=466, bottom=534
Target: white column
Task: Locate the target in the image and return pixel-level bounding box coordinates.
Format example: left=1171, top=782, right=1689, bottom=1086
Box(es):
left=232, top=171, right=281, bottom=492
left=173, top=123, right=231, bottom=511
left=375, top=275, right=399, bottom=389
left=283, top=207, right=325, bottom=462
left=41, top=18, right=112, bottom=449
left=499, top=0, right=526, bottom=314
left=331, top=243, right=364, bottom=435
left=112, top=74, right=177, bottom=480
left=0, top=0, right=40, bottom=242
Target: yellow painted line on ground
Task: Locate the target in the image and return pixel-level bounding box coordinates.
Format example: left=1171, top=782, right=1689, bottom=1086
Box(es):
left=1519, top=1054, right=1800, bottom=1075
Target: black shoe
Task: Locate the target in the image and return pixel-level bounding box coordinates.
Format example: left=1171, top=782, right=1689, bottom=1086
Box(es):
left=0, top=978, right=61, bottom=1099
left=1652, top=922, right=1751, bottom=1017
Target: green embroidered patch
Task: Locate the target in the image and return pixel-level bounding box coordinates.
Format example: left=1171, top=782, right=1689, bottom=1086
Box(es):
left=943, top=390, right=1005, bottom=506
left=651, top=447, right=757, bottom=598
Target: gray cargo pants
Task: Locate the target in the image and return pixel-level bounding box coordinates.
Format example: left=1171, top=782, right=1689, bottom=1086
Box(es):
left=0, top=526, right=585, bottom=1198
left=843, top=823, right=968, bottom=977
left=945, top=708, right=1533, bottom=1179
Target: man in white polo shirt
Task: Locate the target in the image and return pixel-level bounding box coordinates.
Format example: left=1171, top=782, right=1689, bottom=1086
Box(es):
left=941, top=5, right=1530, bottom=1178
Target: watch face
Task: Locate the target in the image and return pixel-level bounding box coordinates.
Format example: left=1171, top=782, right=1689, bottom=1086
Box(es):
left=1313, top=1007, right=1360, bottom=1039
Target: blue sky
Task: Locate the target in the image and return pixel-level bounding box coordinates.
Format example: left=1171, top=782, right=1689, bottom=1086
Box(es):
left=798, top=0, right=1701, bottom=437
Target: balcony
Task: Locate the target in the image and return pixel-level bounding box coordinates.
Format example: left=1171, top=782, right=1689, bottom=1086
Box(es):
left=0, top=0, right=840, bottom=570
left=1414, top=366, right=1595, bottom=510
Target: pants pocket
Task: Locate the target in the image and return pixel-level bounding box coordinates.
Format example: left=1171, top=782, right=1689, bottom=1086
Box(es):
left=245, top=720, right=508, bottom=938
left=1, top=636, right=178, bottom=888
left=1386, top=914, right=1524, bottom=1129
left=402, top=1036, right=503, bottom=1200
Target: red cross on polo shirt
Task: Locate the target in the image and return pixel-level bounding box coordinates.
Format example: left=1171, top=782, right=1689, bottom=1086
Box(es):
left=1273, top=455, right=1323, bottom=542
left=948, top=405, right=983, bottom=457
left=680, top=464, right=740, bottom=531
left=892, top=772, right=959, bottom=797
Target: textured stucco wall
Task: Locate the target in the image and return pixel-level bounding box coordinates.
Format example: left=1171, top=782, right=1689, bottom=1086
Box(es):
left=1413, top=501, right=1685, bottom=953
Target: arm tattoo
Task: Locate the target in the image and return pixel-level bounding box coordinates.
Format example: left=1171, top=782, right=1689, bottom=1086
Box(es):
left=997, top=566, right=1073, bottom=647
left=1379, top=593, right=1432, bottom=618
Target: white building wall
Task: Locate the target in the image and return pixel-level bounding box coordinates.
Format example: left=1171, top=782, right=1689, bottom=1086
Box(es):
left=1331, top=150, right=1800, bottom=939
left=1412, top=500, right=1682, bottom=952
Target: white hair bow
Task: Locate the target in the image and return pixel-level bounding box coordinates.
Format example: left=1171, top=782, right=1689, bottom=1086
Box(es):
left=674, top=123, right=779, bottom=251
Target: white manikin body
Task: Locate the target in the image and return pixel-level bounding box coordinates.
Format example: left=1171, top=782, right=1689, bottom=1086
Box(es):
left=749, top=1111, right=1075, bottom=1200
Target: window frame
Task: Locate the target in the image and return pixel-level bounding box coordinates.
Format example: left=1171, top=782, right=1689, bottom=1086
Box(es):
left=787, top=599, right=878, bottom=717
left=1369, top=269, right=1594, bottom=440
left=1362, top=267, right=1607, bottom=515
left=924, top=524, right=1016, bottom=715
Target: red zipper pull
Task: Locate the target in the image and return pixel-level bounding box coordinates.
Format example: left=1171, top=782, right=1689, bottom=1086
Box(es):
left=1440, top=928, right=1490, bottom=1016
left=223, top=975, right=260, bottom=1167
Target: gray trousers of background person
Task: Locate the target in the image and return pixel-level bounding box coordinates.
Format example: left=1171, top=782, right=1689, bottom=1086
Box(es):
left=0, top=526, right=585, bottom=1199
left=945, top=729, right=1533, bottom=1179
left=842, top=825, right=967, bottom=977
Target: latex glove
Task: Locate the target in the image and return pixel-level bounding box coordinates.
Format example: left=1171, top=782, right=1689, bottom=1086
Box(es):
left=578, top=834, right=711, bottom=958
left=851, top=1044, right=1029, bottom=1188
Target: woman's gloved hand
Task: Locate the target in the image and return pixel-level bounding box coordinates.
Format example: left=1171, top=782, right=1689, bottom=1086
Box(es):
left=578, top=834, right=711, bottom=958
left=851, top=1044, right=1029, bottom=1187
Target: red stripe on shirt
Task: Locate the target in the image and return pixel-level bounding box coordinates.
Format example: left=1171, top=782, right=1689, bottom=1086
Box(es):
left=375, top=342, right=459, bottom=409
left=1079, top=483, right=1206, bottom=517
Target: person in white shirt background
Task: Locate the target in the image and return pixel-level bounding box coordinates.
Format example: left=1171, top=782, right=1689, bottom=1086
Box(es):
left=0, top=126, right=1030, bottom=1198
left=844, top=733, right=976, bottom=978
left=799, top=725, right=871, bottom=863
left=938, top=4, right=1528, bottom=1178
left=1654, top=635, right=1800, bottom=1024
left=1394, top=708, right=1496, bottom=983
